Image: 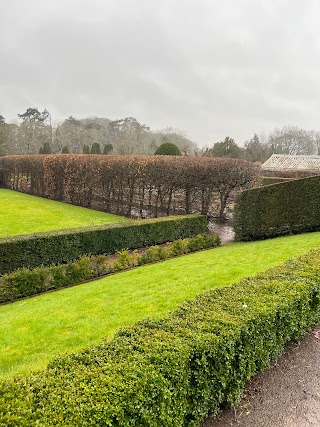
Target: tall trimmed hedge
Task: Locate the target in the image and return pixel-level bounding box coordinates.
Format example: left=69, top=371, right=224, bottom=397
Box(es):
left=260, top=176, right=295, bottom=186
left=0, top=215, right=207, bottom=275
left=234, top=175, right=320, bottom=241
left=0, top=154, right=259, bottom=218
left=1, top=249, right=320, bottom=426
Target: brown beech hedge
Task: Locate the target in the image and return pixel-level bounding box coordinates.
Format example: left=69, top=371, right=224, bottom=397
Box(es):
left=0, top=155, right=259, bottom=218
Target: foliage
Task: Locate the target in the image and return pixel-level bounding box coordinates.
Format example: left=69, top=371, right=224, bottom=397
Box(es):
left=4, top=110, right=198, bottom=156
left=2, top=231, right=320, bottom=379
left=0, top=214, right=207, bottom=275
left=155, top=128, right=197, bottom=155
left=234, top=175, right=320, bottom=241
left=103, top=143, right=113, bottom=154
left=260, top=177, right=294, bottom=186
left=14, top=108, right=52, bottom=155
left=0, top=233, right=220, bottom=304
left=61, top=145, right=70, bottom=154
left=18, top=108, right=50, bottom=124
left=154, top=141, right=182, bottom=156
left=90, top=142, right=101, bottom=154
left=82, top=144, right=90, bottom=154
left=39, top=142, right=51, bottom=154
left=1, top=250, right=320, bottom=426
left=0, top=155, right=259, bottom=219
left=206, top=136, right=243, bottom=159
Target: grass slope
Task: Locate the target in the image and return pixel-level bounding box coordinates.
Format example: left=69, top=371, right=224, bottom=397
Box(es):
left=1, top=231, right=320, bottom=378
left=0, top=189, right=129, bottom=238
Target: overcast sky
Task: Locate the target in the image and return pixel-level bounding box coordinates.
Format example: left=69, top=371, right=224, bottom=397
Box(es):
left=1, top=0, right=320, bottom=146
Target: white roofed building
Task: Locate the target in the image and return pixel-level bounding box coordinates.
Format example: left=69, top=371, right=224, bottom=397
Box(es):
left=262, top=154, right=320, bottom=171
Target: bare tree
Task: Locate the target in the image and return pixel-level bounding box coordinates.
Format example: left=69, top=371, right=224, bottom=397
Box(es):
left=0, top=115, right=8, bottom=156
left=153, top=127, right=197, bottom=155
left=16, top=108, right=52, bottom=154
left=268, top=125, right=315, bottom=155
left=243, top=134, right=271, bottom=163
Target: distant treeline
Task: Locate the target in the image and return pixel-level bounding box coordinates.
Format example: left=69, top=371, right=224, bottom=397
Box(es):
left=0, top=110, right=197, bottom=157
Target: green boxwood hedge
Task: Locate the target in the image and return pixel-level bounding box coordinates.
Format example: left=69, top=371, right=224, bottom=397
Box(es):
left=234, top=175, right=320, bottom=241
left=0, top=233, right=220, bottom=304
left=0, top=214, right=207, bottom=275
left=1, top=249, right=320, bottom=426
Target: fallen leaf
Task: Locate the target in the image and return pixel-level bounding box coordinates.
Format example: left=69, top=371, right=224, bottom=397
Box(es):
left=314, top=330, right=320, bottom=339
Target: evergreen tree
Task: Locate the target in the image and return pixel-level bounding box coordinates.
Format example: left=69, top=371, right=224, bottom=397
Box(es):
left=82, top=144, right=90, bottom=154
left=155, top=141, right=182, bottom=156
left=103, top=143, right=113, bottom=154
left=61, top=146, right=70, bottom=154
left=42, top=142, right=52, bottom=154
left=91, top=142, right=101, bottom=154
left=208, top=137, right=243, bottom=158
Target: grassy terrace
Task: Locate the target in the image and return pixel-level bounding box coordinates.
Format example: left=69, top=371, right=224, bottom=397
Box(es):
left=0, top=189, right=129, bottom=238
left=1, top=231, right=320, bottom=378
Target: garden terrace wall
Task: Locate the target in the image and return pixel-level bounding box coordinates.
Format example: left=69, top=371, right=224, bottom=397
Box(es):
left=1, top=249, right=320, bottom=426
left=0, top=214, right=207, bottom=275
left=234, top=175, right=320, bottom=241
left=0, top=154, right=259, bottom=218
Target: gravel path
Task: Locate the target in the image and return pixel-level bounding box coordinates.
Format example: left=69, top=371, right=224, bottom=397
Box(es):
left=204, top=326, right=320, bottom=427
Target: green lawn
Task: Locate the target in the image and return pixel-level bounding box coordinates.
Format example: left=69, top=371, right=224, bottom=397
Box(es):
left=0, top=189, right=129, bottom=238
left=1, top=231, right=320, bottom=378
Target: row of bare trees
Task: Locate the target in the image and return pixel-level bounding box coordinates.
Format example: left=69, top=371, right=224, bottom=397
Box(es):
left=0, top=155, right=259, bottom=219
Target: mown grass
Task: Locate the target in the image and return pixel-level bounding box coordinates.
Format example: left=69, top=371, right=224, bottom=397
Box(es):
left=1, top=231, right=320, bottom=378
left=0, top=189, right=130, bottom=238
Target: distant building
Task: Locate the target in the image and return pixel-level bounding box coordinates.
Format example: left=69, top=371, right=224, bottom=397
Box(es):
left=262, top=154, right=320, bottom=171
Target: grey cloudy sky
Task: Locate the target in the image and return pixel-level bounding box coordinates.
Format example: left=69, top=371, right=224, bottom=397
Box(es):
left=1, top=0, right=320, bottom=146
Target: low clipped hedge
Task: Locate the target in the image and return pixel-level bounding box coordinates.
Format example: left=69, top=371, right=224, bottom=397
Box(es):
left=1, top=249, right=320, bottom=426
left=234, top=175, right=320, bottom=241
left=0, top=233, right=220, bottom=304
left=0, top=214, right=207, bottom=275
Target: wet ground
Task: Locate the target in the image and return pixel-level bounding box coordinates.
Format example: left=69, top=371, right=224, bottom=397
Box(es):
left=204, top=327, right=320, bottom=427
left=209, top=220, right=235, bottom=244
left=203, top=224, right=320, bottom=427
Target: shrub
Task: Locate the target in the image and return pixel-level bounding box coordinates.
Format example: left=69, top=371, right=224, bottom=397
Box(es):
left=0, top=214, right=207, bottom=275
left=1, top=249, right=320, bottom=426
left=116, top=250, right=132, bottom=269
left=170, top=239, right=189, bottom=256
left=61, top=146, right=70, bottom=154
left=154, top=142, right=182, bottom=156
left=234, top=175, right=320, bottom=241
left=202, top=232, right=221, bottom=248
left=139, top=245, right=169, bottom=264
left=0, top=233, right=220, bottom=304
